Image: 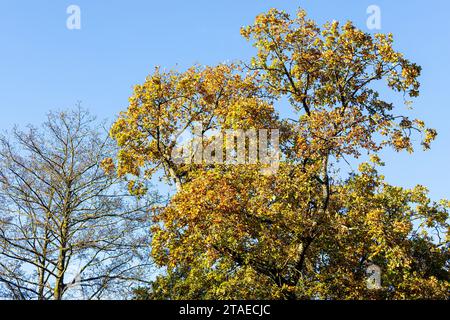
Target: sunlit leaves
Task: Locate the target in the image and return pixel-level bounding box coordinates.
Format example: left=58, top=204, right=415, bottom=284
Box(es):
left=110, top=7, right=449, bottom=300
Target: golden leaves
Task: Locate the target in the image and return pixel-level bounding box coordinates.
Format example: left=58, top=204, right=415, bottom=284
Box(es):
left=110, top=7, right=447, bottom=300
left=100, top=157, right=115, bottom=175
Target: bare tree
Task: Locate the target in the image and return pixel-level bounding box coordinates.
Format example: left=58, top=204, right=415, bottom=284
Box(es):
left=0, top=108, right=156, bottom=300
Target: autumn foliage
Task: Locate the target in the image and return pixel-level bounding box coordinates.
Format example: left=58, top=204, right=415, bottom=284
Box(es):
left=109, top=9, right=449, bottom=299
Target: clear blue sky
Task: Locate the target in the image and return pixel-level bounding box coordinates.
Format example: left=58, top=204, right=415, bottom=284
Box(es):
left=0, top=0, right=449, bottom=200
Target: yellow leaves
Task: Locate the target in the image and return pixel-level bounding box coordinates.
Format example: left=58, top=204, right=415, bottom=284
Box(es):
left=322, top=49, right=335, bottom=60
left=116, top=149, right=141, bottom=177
left=239, top=7, right=429, bottom=164
left=100, top=157, right=115, bottom=175
left=366, top=208, right=384, bottom=229
left=393, top=275, right=449, bottom=300
left=109, top=63, right=279, bottom=187
left=402, top=65, right=420, bottom=82
left=422, top=128, right=437, bottom=150
left=392, top=220, right=412, bottom=236
left=152, top=152, right=449, bottom=299
left=414, top=119, right=425, bottom=129
left=108, top=7, right=448, bottom=300
left=369, top=154, right=385, bottom=167
left=240, top=26, right=252, bottom=39
left=127, top=180, right=148, bottom=197
left=378, top=42, right=399, bottom=63
left=391, top=130, right=413, bottom=153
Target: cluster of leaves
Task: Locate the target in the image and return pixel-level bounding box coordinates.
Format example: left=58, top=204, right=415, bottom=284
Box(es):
left=110, top=8, right=449, bottom=299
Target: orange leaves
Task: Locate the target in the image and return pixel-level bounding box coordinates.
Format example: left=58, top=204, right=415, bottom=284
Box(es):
left=110, top=63, right=279, bottom=190
left=239, top=7, right=433, bottom=163
left=111, top=7, right=448, bottom=299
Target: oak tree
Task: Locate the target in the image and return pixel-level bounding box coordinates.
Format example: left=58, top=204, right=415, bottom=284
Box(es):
left=112, top=9, right=449, bottom=299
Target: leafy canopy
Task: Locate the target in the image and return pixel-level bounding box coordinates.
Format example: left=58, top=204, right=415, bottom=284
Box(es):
left=109, top=8, right=449, bottom=299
